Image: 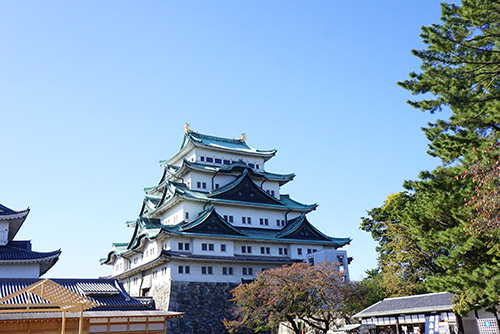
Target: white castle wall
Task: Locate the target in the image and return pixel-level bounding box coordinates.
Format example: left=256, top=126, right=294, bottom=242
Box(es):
left=0, top=263, right=40, bottom=278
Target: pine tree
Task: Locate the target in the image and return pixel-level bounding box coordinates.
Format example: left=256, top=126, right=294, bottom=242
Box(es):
left=362, top=0, right=500, bottom=316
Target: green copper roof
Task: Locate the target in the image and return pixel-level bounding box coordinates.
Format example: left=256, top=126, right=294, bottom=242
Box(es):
left=180, top=131, right=277, bottom=159
left=180, top=159, right=295, bottom=183
left=277, top=214, right=351, bottom=245
left=102, top=207, right=350, bottom=264
left=151, top=173, right=317, bottom=213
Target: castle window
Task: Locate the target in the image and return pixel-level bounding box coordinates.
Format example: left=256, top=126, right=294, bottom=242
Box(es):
left=249, top=163, right=255, bottom=168
left=202, top=266, right=213, bottom=275
left=185, top=212, right=189, bottom=219
left=241, top=246, right=252, bottom=254
left=242, top=217, right=246, bottom=224
left=178, top=242, right=183, bottom=251
left=184, top=243, right=190, bottom=251
left=256, top=164, right=260, bottom=169
left=221, top=244, right=226, bottom=252
left=202, top=243, right=214, bottom=251
left=276, top=219, right=280, bottom=226
left=259, top=218, right=263, bottom=225
left=206, top=157, right=213, bottom=163
left=215, top=158, right=222, bottom=164
left=215, top=184, right=219, bottom=189
left=297, top=248, right=302, bottom=255
left=223, top=160, right=230, bottom=165
left=229, top=216, right=233, bottom=223
left=260, top=247, right=270, bottom=255
left=223, top=267, right=234, bottom=275
left=162, top=267, right=167, bottom=275
left=202, top=182, right=207, bottom=189
left=242, top=267, right=253, bottom=276
left=178, top=265, right=190, bottom=274
left=197, top=182, right=201, bottom=188
left=264, top=218, right=268, bottom=225
left=247, top=217, right=251, bottom=224
left=266, top=247, right=270, bottom=254
left=271, top=190, right=275, bottom=196
left=200, top=156, right=205, bottom=162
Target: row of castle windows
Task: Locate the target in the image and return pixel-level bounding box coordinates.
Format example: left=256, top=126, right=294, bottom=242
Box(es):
left=198, top=156, right=261, bottom=170
left=223, top=214, right=285, bottom=227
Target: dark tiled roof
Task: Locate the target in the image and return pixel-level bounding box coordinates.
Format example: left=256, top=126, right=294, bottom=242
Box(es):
left=0, top=204, right=16, bottom=215
left=354, top=292, right=455, bottom=318
left=0, top=242, right=61, bottom=261
left=0, top=278, right=153, bottom=311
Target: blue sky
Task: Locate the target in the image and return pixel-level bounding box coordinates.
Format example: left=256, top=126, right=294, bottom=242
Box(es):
left=1, top=1, right=445, bottom=280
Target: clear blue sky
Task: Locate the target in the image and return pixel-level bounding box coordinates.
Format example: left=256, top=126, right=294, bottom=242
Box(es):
left=1, top=1, right=445, bottom=280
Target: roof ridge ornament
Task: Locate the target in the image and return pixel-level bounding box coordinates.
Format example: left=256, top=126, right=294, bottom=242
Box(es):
left=240, top=132, right=246, bottom=142
left=184, top=122, right=192, bottom=133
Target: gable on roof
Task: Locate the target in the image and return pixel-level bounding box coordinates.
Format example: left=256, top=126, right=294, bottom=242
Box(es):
left=209, top=171, right=283, bottom=205
left=277, top=214, right=351, bottom=247
left=178, top=207, right=245, bottom=237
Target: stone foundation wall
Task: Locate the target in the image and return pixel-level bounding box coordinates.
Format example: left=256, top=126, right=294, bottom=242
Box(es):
left=158, top=281, right=239, bottom=334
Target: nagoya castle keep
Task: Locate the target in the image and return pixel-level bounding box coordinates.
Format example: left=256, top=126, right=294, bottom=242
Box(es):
left=102, top=125, right=352, bottom=333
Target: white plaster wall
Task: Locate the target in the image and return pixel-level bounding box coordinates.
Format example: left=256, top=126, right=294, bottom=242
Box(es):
left=160, top=203, right=184, bottom=225
left=261, top=181, right=280, bottom=199
left=143, top=240, right=161, bottom=264
left=212, top=204, right=290, bottom=229
left=192, top=238, right=234, bottom=256
left=0, top=263, right=40, bottom=278
left=186, top=169, right=281, bottom=196
left=193, top=148, right=266, bottom=170
left=168, top=260, right=263, bottom=283
left=182, top=201, right=204, bottom=221
left=0, top=222, right=9, bottom=245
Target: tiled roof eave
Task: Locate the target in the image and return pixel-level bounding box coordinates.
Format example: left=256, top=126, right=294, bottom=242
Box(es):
left=112, top=255, right=170, bottom=280
left=354, top=305, right=455, bottom=318
left=190, top=141, right=276, bottom=160
left=0, top=251, right=61, bottom=263
left=165, top=253, right=299, bottom=265
left=177, top=160, right=294, bottom=183
left=151, top=194, right=315, bottom=218
left=0, top=209, right=30, bottom=220
left=162, top=230, right=350, bottom=246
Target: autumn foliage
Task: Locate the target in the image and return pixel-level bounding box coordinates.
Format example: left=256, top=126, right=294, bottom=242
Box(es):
left=462, top=142, right=500, bottom=236
left=223, top=262, right=366, bottom=334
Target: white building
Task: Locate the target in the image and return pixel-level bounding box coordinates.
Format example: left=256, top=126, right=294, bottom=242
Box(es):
left=101, top=128, right=351, bottom=332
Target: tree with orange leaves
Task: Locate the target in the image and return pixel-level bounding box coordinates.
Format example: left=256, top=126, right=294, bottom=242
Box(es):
left=223, top=262, right=366, bottom=334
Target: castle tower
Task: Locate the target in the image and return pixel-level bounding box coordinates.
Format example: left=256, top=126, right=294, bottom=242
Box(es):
left=101, top=129, right=351, bottom=333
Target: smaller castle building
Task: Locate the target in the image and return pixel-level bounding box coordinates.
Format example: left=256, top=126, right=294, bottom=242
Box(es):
left=0, top=203, right=61, bottom=278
